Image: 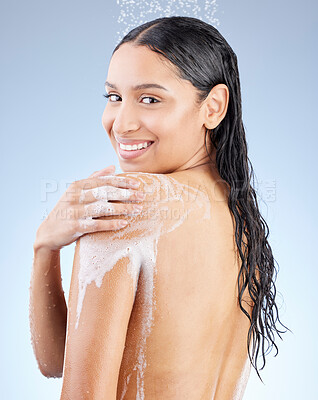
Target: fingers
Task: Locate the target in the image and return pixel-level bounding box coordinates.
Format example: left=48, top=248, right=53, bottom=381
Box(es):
left=89, top=165, right=116, bottom=178
left=81, top=200, right=143, bottom=219
left=77, top=175, right=141, bottom=192
left=79, top=186, right=146, bottom=204
left=63, top=167, right=145, bottom=240
left=76, top=218, right=129, bottom=235
left=68, top=175, right=143, bottom=205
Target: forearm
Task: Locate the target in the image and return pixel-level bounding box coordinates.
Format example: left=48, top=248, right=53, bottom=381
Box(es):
left=29, top=244, right=67, bottom=378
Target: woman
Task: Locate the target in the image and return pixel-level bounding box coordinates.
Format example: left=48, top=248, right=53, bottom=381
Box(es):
left=29, top=16, right=288, bottom=399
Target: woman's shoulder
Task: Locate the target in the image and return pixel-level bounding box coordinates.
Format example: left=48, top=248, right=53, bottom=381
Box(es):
left=114, top=170, right=214, bottom=222
left=115, top=168, right=229, bottom=209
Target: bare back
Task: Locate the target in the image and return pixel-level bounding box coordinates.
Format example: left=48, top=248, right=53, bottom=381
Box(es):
left=116, top=168, right=253, bottom=400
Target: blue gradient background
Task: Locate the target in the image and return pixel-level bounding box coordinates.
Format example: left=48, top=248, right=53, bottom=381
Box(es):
left=1, top=0, right=317, bottom=398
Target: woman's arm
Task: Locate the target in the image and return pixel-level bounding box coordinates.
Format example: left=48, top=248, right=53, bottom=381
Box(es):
left=29, top=243, right=67, bottom=378
left=28, top=166, right=144, bottom=378
left=60, top=235, right=139, bottom=399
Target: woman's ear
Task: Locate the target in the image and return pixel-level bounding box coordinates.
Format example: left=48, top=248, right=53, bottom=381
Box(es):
left=203, top=84, right=229, bottom=130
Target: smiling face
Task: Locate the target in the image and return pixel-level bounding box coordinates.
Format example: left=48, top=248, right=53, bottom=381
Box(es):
left=102, top=43, right=213, bottom=174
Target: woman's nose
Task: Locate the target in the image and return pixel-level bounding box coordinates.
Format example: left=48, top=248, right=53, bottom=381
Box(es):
left=112, top=104, right=140, bottom=134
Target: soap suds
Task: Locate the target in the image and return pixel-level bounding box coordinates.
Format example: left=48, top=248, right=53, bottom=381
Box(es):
left=75, top=172, right=211, bottom=399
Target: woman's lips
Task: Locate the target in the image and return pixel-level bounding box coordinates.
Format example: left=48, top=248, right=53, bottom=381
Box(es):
left=117, top=141, right=155, bottom=160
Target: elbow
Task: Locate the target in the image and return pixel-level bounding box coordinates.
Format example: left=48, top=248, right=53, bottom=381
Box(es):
left=34, top=348, right=65, bottom=378
left=38, top=362, right=63, bottom=379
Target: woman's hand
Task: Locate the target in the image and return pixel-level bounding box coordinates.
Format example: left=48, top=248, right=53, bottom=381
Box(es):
left=34, top=165, right=145, bottom=251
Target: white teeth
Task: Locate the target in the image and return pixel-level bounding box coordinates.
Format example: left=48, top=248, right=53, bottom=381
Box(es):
left=119, top=141, right=152, bottom=151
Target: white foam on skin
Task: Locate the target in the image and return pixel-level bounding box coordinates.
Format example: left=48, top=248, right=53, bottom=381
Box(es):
left=74, top=180, right=136, bottom=240
left=79, top=183, right=135, bottom=203
left=75, top=172, right=211, bottom=399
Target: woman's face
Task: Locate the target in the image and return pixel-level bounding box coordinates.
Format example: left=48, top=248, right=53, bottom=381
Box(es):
left=102, top=43, right=211, bottom=174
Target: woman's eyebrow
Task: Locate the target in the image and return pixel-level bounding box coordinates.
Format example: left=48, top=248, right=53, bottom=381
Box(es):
left=104, top=81, right=169, bottom=91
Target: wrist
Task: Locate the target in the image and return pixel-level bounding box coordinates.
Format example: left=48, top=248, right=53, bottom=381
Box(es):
left=33, top=240, right=61, bottom=254
left=33, top=225, right=61, bottom=253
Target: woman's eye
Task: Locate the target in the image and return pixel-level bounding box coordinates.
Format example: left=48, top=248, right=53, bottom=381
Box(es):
left=103, top=94, right=159, bottom=104
left=141, top=97, right=159, bottom=104
left=103, top=93, right=120, bottom=102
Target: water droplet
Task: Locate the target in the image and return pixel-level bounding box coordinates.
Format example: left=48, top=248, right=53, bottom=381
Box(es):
left=114, top=0, right=220, bottom=45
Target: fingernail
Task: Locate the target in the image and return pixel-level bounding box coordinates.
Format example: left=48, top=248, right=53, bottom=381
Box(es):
left=134, top=205, right=143, bottom=212
left=119, top=220, right=128, bottom=227
left=137, top=192, right=146, bottom=200
left=129, top=180, right=140, bottom=187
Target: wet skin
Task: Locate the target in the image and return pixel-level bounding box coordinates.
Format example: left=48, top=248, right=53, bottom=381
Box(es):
left=60, top=42, right=252, bottom=399
left=62, top=168, right=253, bottom=400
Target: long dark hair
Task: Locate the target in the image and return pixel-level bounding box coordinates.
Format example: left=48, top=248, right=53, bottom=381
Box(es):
left=112, top=16, right=290, bottom=383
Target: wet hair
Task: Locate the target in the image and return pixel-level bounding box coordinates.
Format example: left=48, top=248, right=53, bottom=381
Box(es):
left=112, top=16, right=290, bottom=383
